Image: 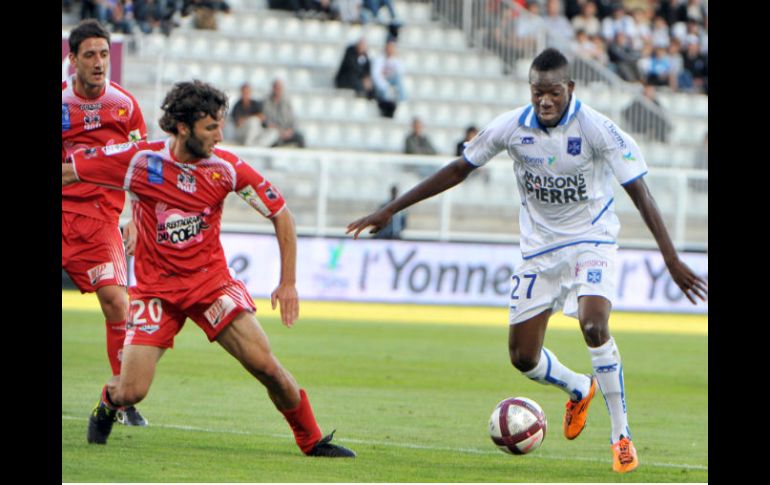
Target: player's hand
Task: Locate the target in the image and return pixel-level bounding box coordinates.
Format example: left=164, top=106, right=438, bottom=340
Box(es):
left=346, top=209, right=392, bottom=239
left=271, top=283, right=299, bottom=328
left=123, top=220, right=138, bottom=256
left=666, top=258, right=708, bottom=304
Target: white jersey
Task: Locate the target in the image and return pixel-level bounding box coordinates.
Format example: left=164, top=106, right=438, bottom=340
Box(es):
left=463, top=96, right=647, bottom=259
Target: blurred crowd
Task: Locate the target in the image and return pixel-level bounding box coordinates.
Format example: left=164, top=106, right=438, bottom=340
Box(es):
left=63, top=0, right=708, bottom=155
left=485, top=0, right=707, bottom=94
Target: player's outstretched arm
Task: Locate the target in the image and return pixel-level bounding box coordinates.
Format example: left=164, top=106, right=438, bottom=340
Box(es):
left=623, top=177, right=708, bottom=304
left=62, top=163, right=78, bottom=186
left=270, top=207, right=299, bottom=327
left=346, top=157, right=475, bottom=239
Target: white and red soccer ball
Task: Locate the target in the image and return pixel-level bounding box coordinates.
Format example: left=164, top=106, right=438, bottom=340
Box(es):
left=488, top=397, right=547, bottom=455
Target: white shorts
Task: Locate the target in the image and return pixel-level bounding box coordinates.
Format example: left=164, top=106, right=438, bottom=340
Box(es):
left=509, top=243, right=617, bottom=325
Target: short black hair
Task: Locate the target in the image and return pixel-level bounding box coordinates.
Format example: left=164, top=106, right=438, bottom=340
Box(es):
left=530, top=48, right=569, bottom=73
left=69, top=19, right=110, bottom=56
left=159, top=80, right=229, bottom=135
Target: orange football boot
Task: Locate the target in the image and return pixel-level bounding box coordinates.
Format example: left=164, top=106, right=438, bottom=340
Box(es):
left=563, top=375, right=597, bottom=439
left=611, top=436, right=639, bottom=473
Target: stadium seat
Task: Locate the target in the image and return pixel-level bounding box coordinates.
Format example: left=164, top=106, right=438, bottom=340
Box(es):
left=691, top=96, right=708, bottom=117
left=217, top=14, right=237, bottom=32
left=261, top=16, right=280, bottom=37
left=247, top=66, right=268, bottom=90
left=238, top=14, right=259, bottom=34
left=322, top=20, right=344, bottom=41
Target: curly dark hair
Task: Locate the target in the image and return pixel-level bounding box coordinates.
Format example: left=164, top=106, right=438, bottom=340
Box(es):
left=69, top=19, right=110, bottom=56
left=159, top=80, right=229, bottom=135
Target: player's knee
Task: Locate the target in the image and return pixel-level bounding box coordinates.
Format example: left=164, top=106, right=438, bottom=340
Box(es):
left=99, top=291, right=129, bottom=321
left=580, top=319, right=609, bottom=347
left=114, top=381, right=150, bottom=406
left=509, top=349, right=539, bottom=373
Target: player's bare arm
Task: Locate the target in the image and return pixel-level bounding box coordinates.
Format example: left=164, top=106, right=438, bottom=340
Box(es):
left=623, top=178, right=707, bottom=304
left=346, top=157, right=476, bottom=238
left=270, top=207, right=299, bottom=327
left=122, top=220, right=138, bottom=256
left=62, top=163, right=78, bottom=186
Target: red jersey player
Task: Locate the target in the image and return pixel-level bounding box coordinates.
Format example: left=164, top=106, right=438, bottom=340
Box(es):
left=62, top=20, right=148, bottom=426
left=62, top=80, right=355, bottom=457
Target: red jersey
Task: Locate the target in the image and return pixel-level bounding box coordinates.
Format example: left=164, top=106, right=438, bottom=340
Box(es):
left=69, top=139, right=286, bottom=292
left=62, top=75, right=147, bottom=223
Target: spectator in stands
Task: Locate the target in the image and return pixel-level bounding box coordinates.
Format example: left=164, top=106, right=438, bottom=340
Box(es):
left=269, top=0, right=336, bottom=19
left=456, top=126, right=478, bottom=157
left=491, top=1, right=542, bottom=67
left=262, top=79, right=306, bottom=148
left=628, top=8, right=651, bottom=52
left=637, top=45, right=672, bottom=88
left=570, top=1, right=601, bottom=37
left=682, top=40, right=707, bottom=94
left=649, top=15, right=670, bottom=48
left=336, top=0, right=362, bottom=23
left=335, top=37, right=375, bottom=99
left=666, top=38, right=684, bottom=91
left=685, top=0, right=707, bottom=26
left=133, top=0, right=179, bottom=35
left=680, top=19, right=705, bottom=51
left=573, top=29, right=598, bottom=61
left=589, top=34, right=609, bottom=67
left=231, top=83, right=269, bottom=146
left=564, top=0, right=616, bottom=20
left=404, top=117, right=437, bottom=155
left=621, top=84, right=671, bottom=143
left=80, top=0, right=109, bottom=24
left=542, top=0, right=574, bottom=52
left=182, top=0, right=230, bottom=30
left=360, top=0, right=398, bottom=24
left=373, top=185, right=407, bottom=240
left=601, top=5, right=635, bottom=44
left=97, top=0, right=134, bottom=34
left=371, top=39, right=406, bottom=118
left=655, top=0, right=688, bottom=27
left=607, top=31, right=641, bottom=82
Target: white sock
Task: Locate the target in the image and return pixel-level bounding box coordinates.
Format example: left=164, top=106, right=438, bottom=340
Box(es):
left=589, top=336, right=631, bottom=443
left=523, top=347, right=592, bottom=402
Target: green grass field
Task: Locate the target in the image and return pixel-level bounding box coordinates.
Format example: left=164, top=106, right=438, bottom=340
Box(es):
left=62, top=291, right=707, bottom=482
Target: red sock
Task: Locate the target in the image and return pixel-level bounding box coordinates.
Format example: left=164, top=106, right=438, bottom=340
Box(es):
left=280, top=389, right=323, bottom=454
left=105, top=320, right=126, bottom=376
left=101, top=385, right=117, bottom=410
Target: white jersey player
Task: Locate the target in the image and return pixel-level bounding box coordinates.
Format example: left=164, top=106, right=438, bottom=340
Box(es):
left=347, top=48, right=707, bottom=474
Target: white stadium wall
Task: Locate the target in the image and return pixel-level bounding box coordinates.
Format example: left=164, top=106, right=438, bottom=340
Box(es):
left=129, top=233, right=707, bottom=314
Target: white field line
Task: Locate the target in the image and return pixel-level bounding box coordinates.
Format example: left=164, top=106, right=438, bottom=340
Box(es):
left=62, top=415, right=707, bottom=472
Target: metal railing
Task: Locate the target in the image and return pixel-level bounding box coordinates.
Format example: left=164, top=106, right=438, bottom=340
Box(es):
left=118, top=146, right=707, bottom=251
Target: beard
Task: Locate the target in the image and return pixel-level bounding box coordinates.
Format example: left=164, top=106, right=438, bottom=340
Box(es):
left=184, top=133, right=210, bottom=159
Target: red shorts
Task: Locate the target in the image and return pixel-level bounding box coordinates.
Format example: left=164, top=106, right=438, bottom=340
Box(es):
left=125, top=273, right=257, bottom=349
left=62, top=212, right=127, bottom=293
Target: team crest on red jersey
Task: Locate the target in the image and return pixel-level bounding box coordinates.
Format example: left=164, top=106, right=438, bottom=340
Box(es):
left=80, top=103, right=102, bottom=131
left=176, top=166, right=197, bottom=193
left=112, top=105, right=130, bottom=122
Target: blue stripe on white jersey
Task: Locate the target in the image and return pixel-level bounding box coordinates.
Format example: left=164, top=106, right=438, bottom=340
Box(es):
left=462, top=97, right=648, bottom=259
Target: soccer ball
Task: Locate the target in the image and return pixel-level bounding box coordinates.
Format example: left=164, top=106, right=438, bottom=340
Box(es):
left=488, top=396, right=547, bottom=455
